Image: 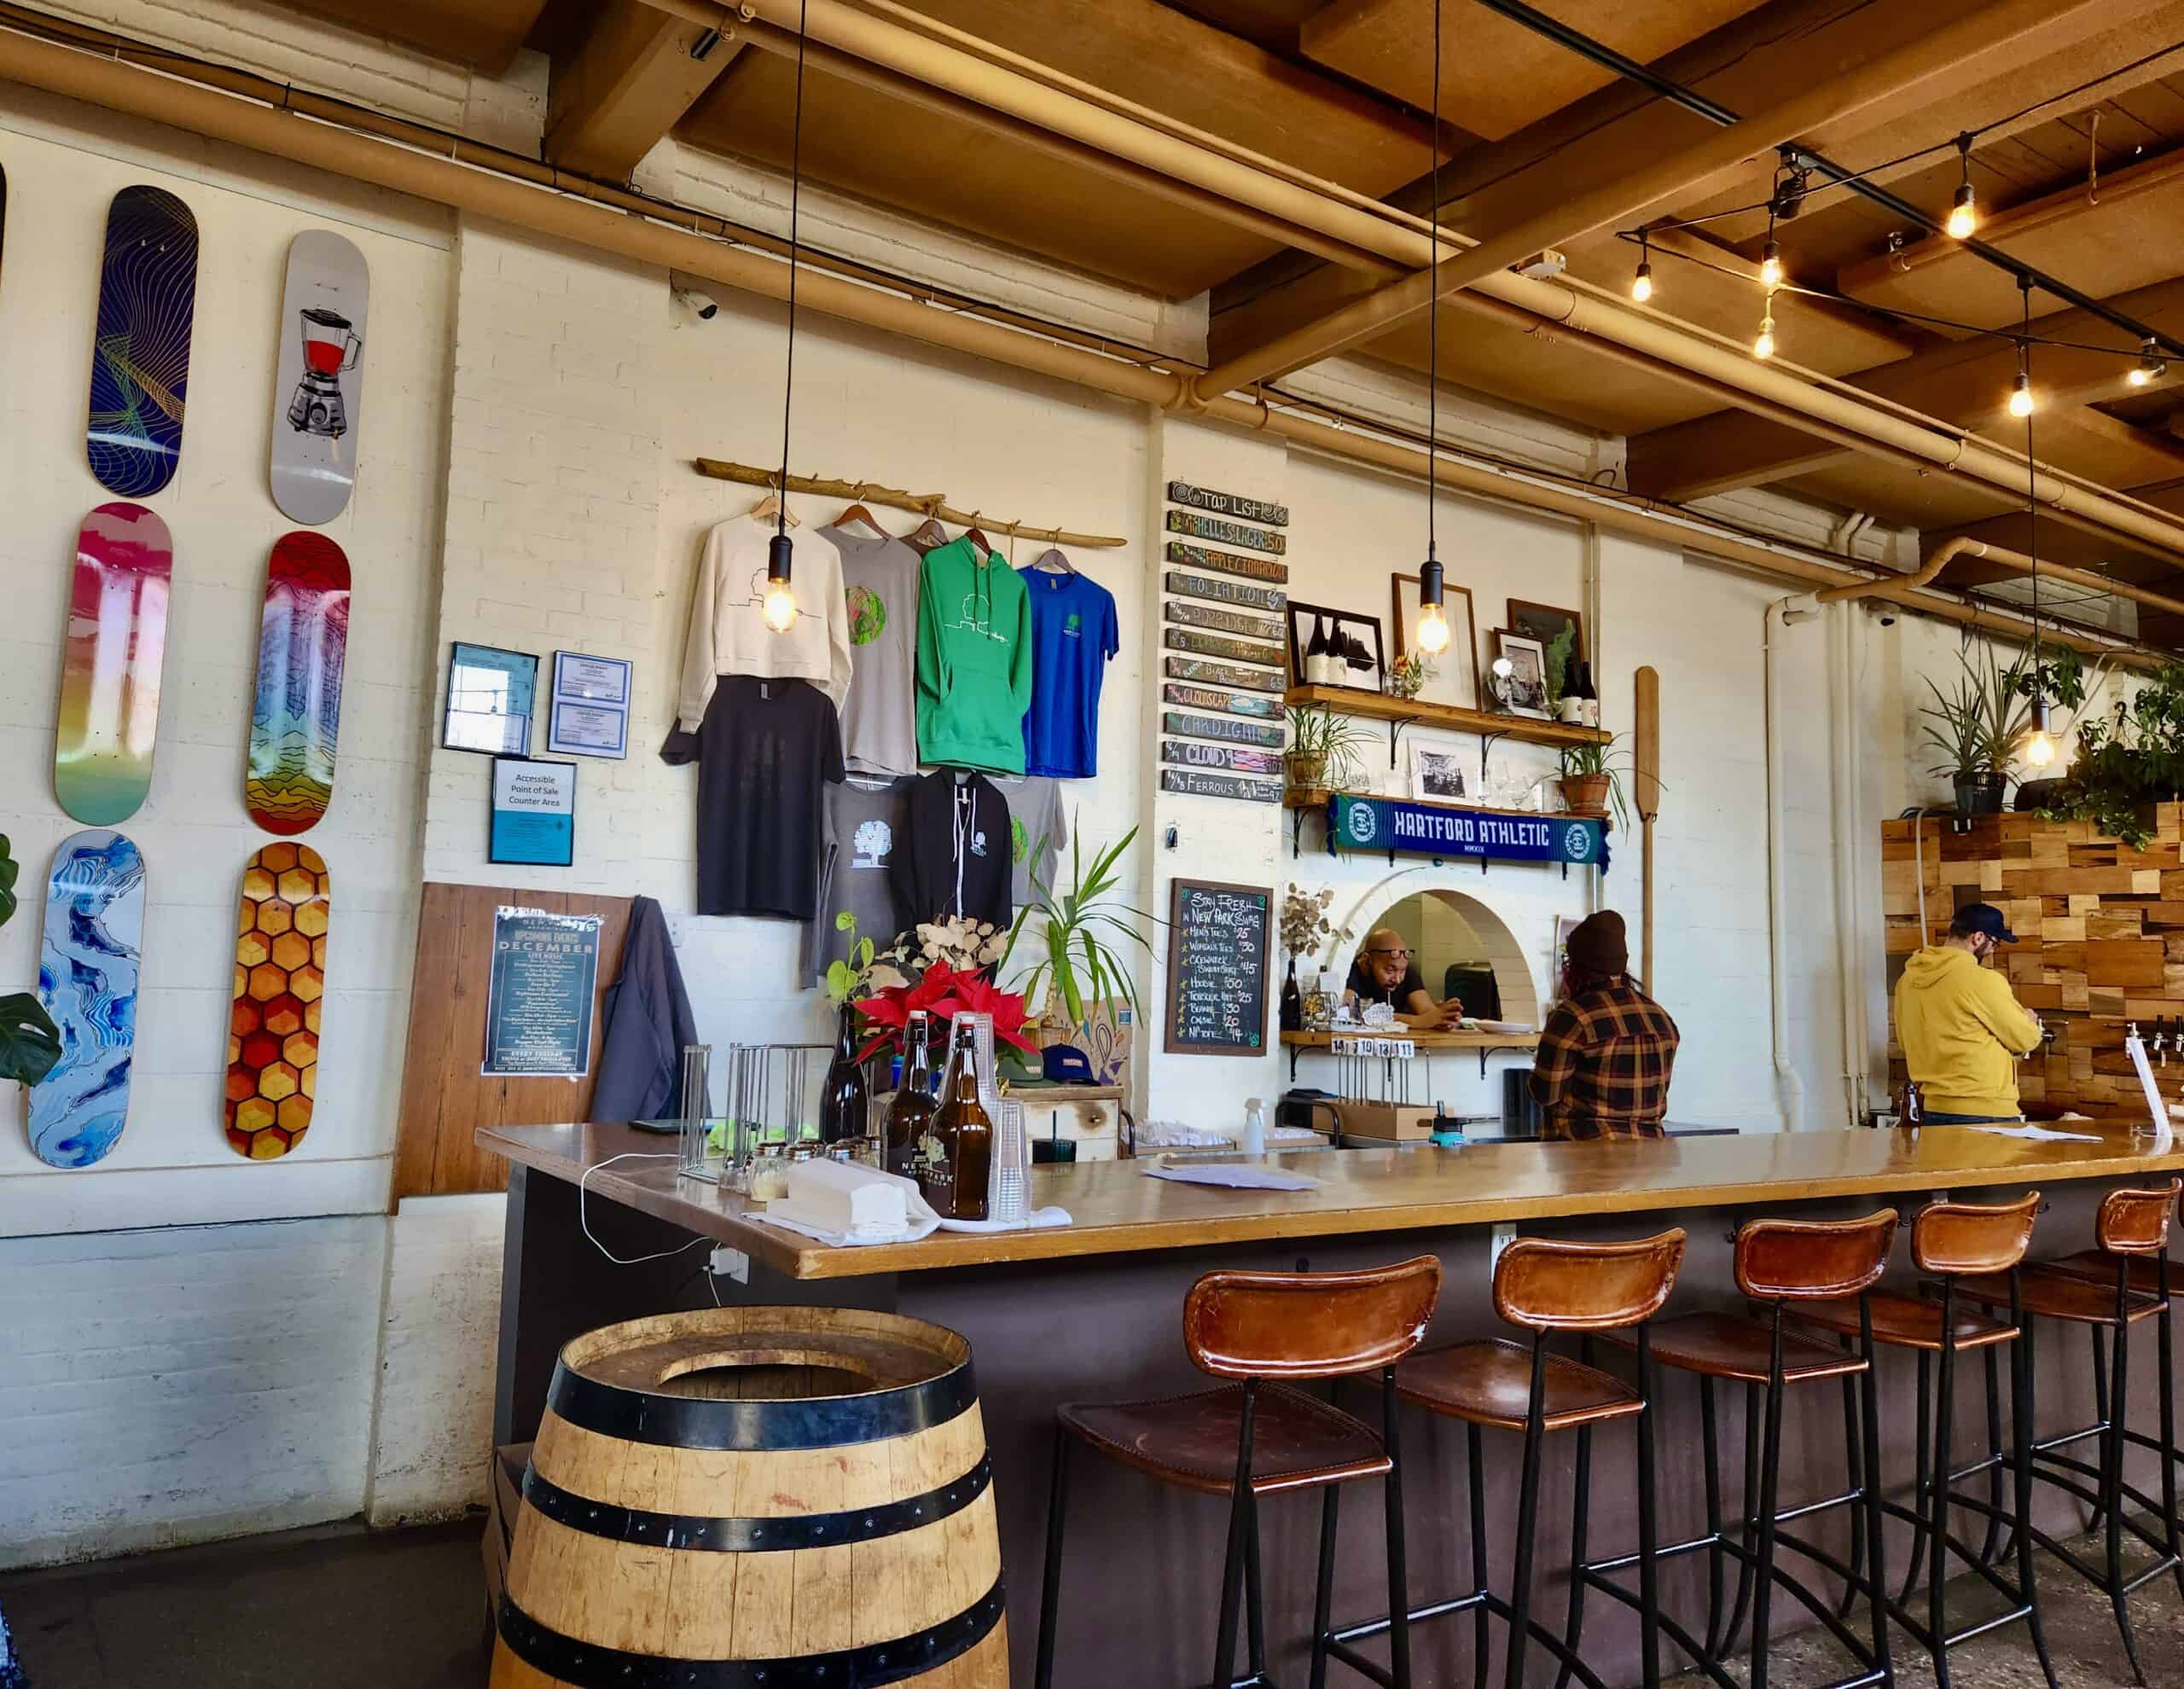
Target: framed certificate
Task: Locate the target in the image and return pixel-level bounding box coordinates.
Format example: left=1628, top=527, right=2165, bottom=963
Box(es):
left=444, top=642, right=538, bottom=756
left=547, top=651, right=632, bottom=759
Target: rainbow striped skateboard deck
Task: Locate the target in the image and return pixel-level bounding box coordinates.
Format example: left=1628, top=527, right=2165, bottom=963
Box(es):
left=247, top=534, right=350, bottom=834
left=28, top=830, right=146, bottom=1169
left=55, top=502, right=171, bottom=827
left=270, top=230, right=369, bottom=525
left=85, top=185, right=197, bottom=498
left=227, top=843, right=329, bottom=1159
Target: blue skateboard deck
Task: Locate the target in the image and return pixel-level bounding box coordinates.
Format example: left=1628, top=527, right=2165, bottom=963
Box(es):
left=28, top=830, right=146, bottom=1168
left=85, top=185, right=198, bottom=499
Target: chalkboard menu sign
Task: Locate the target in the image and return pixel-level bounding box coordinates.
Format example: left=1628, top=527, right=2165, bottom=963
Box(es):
left=1163, top=878, right=1273, bottom=1056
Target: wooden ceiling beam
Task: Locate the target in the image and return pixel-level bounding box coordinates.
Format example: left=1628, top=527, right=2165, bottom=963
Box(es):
left=281, top=0, right=550, bottom=75
left=1629, top=277, right=2184, bottom=502
left=546, top=0, right=742, bottom=178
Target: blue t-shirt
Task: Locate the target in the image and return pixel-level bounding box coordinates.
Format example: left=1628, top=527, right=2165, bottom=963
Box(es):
left=1018, top=568, right=1118, bottom=778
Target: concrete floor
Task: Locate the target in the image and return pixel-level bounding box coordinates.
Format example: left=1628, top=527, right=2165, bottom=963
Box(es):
left=0, top=1512, right=2176, bottom=1687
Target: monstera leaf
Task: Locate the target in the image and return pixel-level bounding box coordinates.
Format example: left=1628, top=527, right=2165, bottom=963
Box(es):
left=0, top=831, right=17, bottom=930
left=0, top=991, right=61, bottom=1088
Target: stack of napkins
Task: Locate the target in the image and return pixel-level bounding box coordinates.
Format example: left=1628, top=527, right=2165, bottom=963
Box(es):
left=766, top=1158, right=939, bottom=1245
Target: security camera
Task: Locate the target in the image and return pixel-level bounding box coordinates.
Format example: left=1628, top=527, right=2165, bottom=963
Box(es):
left=672, top=283, right=720, bottom=321
left=1877, top=611, right=1897, bottom=627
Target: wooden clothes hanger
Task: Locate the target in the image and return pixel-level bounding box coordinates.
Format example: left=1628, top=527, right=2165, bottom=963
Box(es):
left=905, top=515, right=950, bottom=552
left=834, top=502, right=889, bottom=537
left=1030, top=545, right=1075, bottom=575
left=747, top=491, right=799, bottom=528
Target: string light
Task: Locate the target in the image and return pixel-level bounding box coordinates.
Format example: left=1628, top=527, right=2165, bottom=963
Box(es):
left=2007, top=366, right=2034, bottom=418
left=1752, top=305, right=1776, bottom=361
left=1631, top=234, right=1653, bottom=303
left=1412, top=0, right=1450, bottom=660
left=2019, top=280, right=2056, bottom=773
left=2129, top=339, right=2167, bottom=386
left=1946, top=135, right=1978, bottom=240
left=1758, top=237, right=1783, bottom=290
left=763, top=0, right=814, bottom=636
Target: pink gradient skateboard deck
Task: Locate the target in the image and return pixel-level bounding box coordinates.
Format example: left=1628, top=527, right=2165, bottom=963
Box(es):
left=55, top=502, right=172, bottom=827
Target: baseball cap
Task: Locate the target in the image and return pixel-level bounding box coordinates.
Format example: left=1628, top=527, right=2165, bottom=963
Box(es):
left=1952, top=903, right=2018, bottom=944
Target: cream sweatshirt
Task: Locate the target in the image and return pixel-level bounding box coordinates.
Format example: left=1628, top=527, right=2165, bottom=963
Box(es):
left=676, top=515, right=853, bottom=730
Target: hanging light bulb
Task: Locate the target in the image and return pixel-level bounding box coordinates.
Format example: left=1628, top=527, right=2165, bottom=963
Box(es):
left=1416, top=554, right=1450, bottom=653
left=1758, top=238, right=1783, bottom=289
left=2007, top=369, right=2034, bottom=418
left=1945, top=135, right=1978, bottom=240
left=1631, top=257, right=1653, bottom=303
left=762, top=531, right=799, bottom=631
left=1752, top=310, right=1776, bottom=361
left=2024, top=696, right=2054, bottom=769
left=2129, top=339, right=2168, bottom=387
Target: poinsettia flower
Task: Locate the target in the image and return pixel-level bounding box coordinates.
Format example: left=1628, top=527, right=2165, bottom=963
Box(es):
left=928, top=971, right=1039, bottom=1054
left=853, top=961, right=963, bottom=1063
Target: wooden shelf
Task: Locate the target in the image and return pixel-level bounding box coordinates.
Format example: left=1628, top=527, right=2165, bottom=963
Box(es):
left=1285, top=683, right=1609, bottom=750
left=1281, top=1029, right=1541, bottom=1051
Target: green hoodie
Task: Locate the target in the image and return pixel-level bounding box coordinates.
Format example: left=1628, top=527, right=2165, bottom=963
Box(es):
left=915, top=537, right=1033, bottom=773
left=1894, top=944, right=2044, bottom=1117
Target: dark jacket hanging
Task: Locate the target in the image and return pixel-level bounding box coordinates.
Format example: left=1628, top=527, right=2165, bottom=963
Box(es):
left=891, top=770, right=1013, bottom=935
left=593, top=897, right=700, bottom=1122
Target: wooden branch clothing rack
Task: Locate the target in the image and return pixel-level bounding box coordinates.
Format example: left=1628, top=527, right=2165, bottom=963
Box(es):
left=693, top=458, right=1128, bottom=549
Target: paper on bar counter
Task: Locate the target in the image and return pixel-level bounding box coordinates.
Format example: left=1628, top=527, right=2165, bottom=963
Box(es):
left=1968, top=1124, right=2100, bottom=1143
left=762, top=1158, right=940, bottom=1245
left=1143, top=1155, right=1320, bottom=1191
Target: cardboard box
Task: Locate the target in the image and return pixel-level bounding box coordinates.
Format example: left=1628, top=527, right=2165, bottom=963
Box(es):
left=1333, top=1100, right=1438, bottom=1142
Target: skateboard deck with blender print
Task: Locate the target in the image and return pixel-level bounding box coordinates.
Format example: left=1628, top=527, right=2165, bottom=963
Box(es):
left=247, top=533, right=350, bottom=834
left=227, top=842, right=330, bottom=1159
left=85, top=184, right=198, bottom=498
left=28, top=830, right=146, bottom=1169
left=270, top=230, right=368, bottom=525
left=55, top=502, right=172, bottom=827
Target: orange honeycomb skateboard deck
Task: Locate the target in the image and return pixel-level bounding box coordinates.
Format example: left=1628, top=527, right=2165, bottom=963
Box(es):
left=225, top=842, right=328, bottom=1158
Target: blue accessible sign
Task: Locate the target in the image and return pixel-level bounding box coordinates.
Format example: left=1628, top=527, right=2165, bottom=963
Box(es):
left=1327, top=794, right=1609, bottom=872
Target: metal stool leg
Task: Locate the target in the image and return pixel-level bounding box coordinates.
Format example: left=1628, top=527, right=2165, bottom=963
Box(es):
left=1928, top=1308, right=1957, bottom=1689
left=2010, top=1300, right=2059, bottom=1689
left=1036, top=1430, right=1072, bottom=1689
left=2088, top=1325, right=2111, bottom=1535
left=2106, top=1303, right=2145, bottom=1685
left=1381, top=1366, right=1411, bottom=1689
left=1747, top=1317, right=1788, bottom=1689
left=1243, top=1480, right=1269, bottom=1686
left=1835, top=1368, right=1865, bottom=1619
left=1718, top=1381, right=1763, bottom=1661
left=1636, top=1330, right=1664, bottom=1689
left=1699, top=1377, right=1728, bottom=1663
left=1467, top=1422, right=1490, bottom=1689
left=1211, top=1384, right=1258, bottom=1689
left=1978, top=1344, right=2009, bottom=1570
left=1899, top=1349, right=1931, bottom=1607
left=1856, top=1306, right=1895, bottom=1689
left=1502, top=1338, right=1550, bottom=1689
left=2158, top=1276, right=2184, bottom=1608
left=1310, top=1486, right=1339, bottom=1689
left=1554, top=1422, right=1593, bottom=1689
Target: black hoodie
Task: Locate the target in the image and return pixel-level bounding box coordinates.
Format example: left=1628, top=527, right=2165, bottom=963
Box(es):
left=892, top=770, right=1013, bottom=935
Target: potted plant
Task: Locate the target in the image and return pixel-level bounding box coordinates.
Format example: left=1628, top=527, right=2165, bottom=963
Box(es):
left=1285, top=704, right=1368, bottom=793
left=1278, top=885, right=1338, bottom=1032
left=1000, top=827, right=1155, bottom=1064
left=1555, top=737, right=1634, bottom=830
left=0, top=836, right=61, bottom=1092
left=1921, top=645, right=2030, bottom=817
left=1385, top=652, right=1432, bottom=701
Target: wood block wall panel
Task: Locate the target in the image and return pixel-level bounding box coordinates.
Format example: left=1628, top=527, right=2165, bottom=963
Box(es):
left=1881, top=807, right=2184, bottom=1112
left=391, top=883, right=633, bottom=1202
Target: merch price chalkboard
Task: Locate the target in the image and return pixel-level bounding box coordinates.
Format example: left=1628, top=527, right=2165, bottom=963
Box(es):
left=1164, top=878, right=1273, bottom=1056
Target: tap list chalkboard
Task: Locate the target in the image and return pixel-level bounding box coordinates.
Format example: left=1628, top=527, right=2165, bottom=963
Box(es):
left=1164, top=878, right=1273, bottom=1056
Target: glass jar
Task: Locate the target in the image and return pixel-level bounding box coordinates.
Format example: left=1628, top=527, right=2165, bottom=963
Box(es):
left=747, top=1147, right=791, bottom=1202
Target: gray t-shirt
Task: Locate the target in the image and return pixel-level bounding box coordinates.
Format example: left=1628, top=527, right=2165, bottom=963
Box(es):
left=804, top=775, right=915, bottom=980
left=823, top=523, right=921, bottom=777
left=1005, top=776, right=1069, bottom=905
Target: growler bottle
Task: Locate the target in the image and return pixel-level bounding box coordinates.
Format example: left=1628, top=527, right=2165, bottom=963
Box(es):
left=919, top=1019, right=993, bottom=1221
left=883, top=1011, right=938, bottom=1179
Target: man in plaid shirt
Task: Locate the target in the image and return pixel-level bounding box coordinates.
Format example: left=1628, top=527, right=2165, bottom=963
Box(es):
left=1530, top=909, right=1680, bottom=1140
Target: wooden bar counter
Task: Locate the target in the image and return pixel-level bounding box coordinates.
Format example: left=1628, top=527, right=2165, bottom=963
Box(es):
left=480, top=1123, right=2184, bottom=1687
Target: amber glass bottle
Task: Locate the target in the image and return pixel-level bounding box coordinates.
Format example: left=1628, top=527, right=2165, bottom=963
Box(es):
left=884, top=1011, right=938, bottom=1179
left=919, top=1019, right=992, bottom=1221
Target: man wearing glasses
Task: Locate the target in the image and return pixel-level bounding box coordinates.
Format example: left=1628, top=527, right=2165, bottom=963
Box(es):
left=1343, top=928, right=1466, bottom=1030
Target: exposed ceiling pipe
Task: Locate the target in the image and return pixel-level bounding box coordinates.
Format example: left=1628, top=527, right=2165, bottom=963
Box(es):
left=1816, top=536, right=2184, bottom=620
left=1815, top=537, right=1981, bottom=606
left=0, top=20, right=2164, bottom=674
left=1191, top=0, right=2094, bottom=390
left=652, top=0, right=2184, bottom=564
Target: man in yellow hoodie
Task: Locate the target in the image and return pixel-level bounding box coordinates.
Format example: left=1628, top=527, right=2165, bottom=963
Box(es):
left=1896, top=903, right=2046, bottom=1123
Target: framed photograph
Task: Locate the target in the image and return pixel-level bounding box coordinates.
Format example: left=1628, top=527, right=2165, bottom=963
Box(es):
left=444, top=642, right=538, bottom=756
left=1507, top=600, right=1586, bottom=694
left=1486, top=630, right=1552, bottom=719
left=1391, top=572, right=1480, bottom=710
left=1408, top=743, right=1469, bottom=802
left=1287, top=601, right=1385, bottom=692
left=490, top=756, right=578, bottom=867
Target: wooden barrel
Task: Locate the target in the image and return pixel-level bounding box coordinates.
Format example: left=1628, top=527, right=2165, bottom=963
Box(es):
left=491, top=1307, right=1006, bottom=1688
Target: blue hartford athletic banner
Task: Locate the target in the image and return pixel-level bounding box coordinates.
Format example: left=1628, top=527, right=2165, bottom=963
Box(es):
left=1327, top=794, right=1609, bottom=872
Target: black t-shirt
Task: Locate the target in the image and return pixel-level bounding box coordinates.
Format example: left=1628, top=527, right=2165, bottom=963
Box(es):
left=1347, top=957, right=1426, bottom=1006
left=662, top=676, right=844, bottom=919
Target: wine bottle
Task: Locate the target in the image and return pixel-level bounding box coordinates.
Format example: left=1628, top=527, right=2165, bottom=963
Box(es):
left=884, top=1011, right=938, bottom=1179
left=1305, top=615, right=1331, bottom=684
left=919, top=1019, right=993, bottom=1221
left=1580, top=660, right=1600, bottom=728
left=818, top=1001, right=871, bottom=1145
left=1280, top=958, right=1304, bottom=1032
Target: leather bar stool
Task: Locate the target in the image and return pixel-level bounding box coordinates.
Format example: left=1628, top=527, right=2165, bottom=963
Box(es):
left=1953, top=1180, right=2182, bottom=1685
left=1034, top=1256, right=1442, bottom=1689
left=1580, top=1210, right=1898, bottom=1689
left=1324, top=1230, right=1687, bottom=1689
left=1788, top=1194, right=2053, bottom=1689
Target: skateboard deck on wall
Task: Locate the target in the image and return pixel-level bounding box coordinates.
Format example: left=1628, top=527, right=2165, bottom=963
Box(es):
left=270, top=229, right=368, bottom=525
left=28, top=830, right=146, bottom=1170
left=227, top=842, right=329, bottom=1159
left=55, top=502, right=172, bottom=827
left=247, top=534, right=351, bottom=834
left=85, top=185, right=198, bottom=498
